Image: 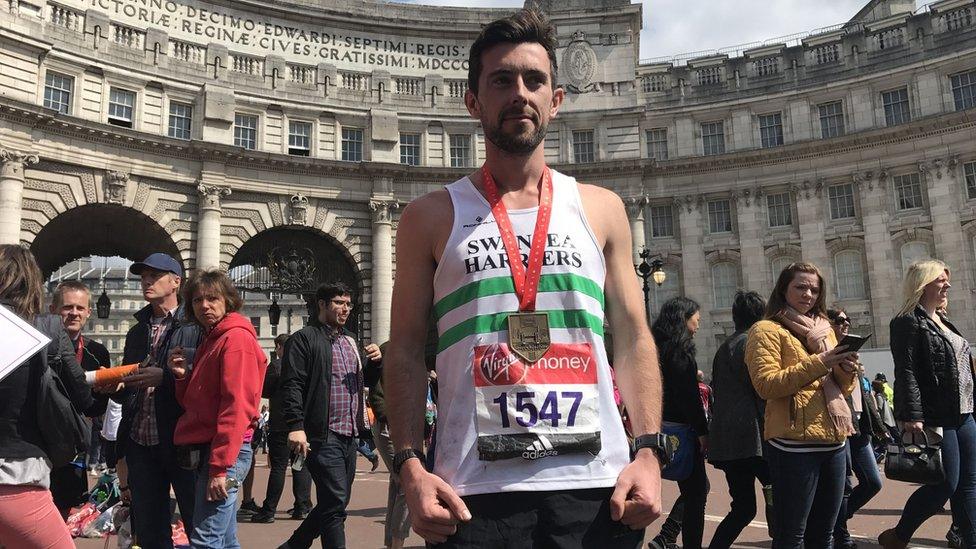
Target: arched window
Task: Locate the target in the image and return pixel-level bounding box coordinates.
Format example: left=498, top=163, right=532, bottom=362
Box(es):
left=649, top=266, right=681, bottom=316
left=711, top=262, right=739, bottom=309
left=770, top=256, right=795, bottom=285
left=900, top=241, right=931, bottom=274
left=834, top=250, right=866, bottom=300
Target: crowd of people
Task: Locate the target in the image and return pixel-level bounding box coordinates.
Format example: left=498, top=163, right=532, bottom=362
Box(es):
left=1, top=7, right=975, bottom=549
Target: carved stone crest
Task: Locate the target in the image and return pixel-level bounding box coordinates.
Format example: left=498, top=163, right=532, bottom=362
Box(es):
left=562, top=32, right=598, bottom=94
left=197, top=183, right=231, bottom=210
left=289, top=193, right=309, bottom=225
left=104, top=171, right=129, bottom=204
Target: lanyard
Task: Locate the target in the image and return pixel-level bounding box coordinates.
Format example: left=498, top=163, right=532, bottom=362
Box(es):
left=480, top=166, right=553, bottom=312
left=74, top=336, right=84, bottom=365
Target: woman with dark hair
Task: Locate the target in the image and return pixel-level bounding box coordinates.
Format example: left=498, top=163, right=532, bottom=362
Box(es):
left=649, top=297, right=709, bottom=549
left=826, top=307, right=886, bottom=549
left=707, top=290, right=771, bottom=549
left=168, top=269, right=268, bottom=548
left=0, top=245, right=75, bottom=548
left=746, top=262, right=859, bottom=548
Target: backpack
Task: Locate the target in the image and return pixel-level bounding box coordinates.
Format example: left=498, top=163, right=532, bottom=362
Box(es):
left=34, top=329, right=91, bottom=468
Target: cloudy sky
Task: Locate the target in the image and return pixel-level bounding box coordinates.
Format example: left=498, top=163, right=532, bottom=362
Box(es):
left=390, top=0, right=931, bottom=59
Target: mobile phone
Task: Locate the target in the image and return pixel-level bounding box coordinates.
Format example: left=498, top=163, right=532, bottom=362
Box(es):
left=839, top=333, right=872, bottom=353
left=291, top=452, right=305, bottom=472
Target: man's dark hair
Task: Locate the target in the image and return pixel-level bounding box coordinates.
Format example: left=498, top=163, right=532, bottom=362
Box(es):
left=274, top=333, right=290, bottom=348
left=467, top=9, right=558, bottom=95
left=732, top=291, right=766, bottom=331
left=315, top=281, right=352, bottom=304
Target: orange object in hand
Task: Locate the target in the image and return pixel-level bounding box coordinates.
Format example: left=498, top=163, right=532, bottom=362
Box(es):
left=84, top=364, right=139, bottom=387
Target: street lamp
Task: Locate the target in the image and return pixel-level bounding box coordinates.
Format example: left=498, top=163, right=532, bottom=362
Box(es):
left=268, top=297, right=282, bottom=327
left=96, top=289, right=112, bottom=319
left=635, top=248, right=667, bottom=318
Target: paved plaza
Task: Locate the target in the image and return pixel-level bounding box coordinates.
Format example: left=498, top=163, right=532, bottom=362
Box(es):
left=75, top=455, right=953, bottom=549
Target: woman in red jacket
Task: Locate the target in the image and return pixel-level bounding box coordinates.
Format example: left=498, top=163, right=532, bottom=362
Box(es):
left=169, top=269, right=267, bottom=549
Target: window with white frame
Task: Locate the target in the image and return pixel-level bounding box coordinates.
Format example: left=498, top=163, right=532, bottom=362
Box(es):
left=951, top=70, right=976, bottom=111
left=167, top=102, right=192, bottom=140
left=573, top=130, right=595, bottom=163
left=711, top=263, right=739, bottom=309
left=43, top=72, right=73, bottom=115
left=341, top=127, right=364, bottom=161
left=646, top=128, right=668, bottom=160
left=893, top=173, right=923, bottom=210
left=759, top=113, right=784, bottom=148
left=882, top=88, right=912, bottom=126
left=707, top=199, right=733, bottom=234
left=449, top=134, right=471, bottom=168
left=649, top=265, right=681, bottom=316
left=288, top=121, right=312, bottom=156
left=828, top=183, right=857, bottom=220
left=966, top=162, right=976, bottom=200
left=400, top=133, right=421, bottom=166
left=234, top=113, right=258, bottom=150
left=900, top=241, right=931, bottom=273
left=834, top=250, right=866, bottom=300
left=701, top=121, right=725, bottom=156
left=649, top=204, right=674, bottom=238
left=770, top=256, right=795, bottom=283
left=766, top=192, right=793, bottom=227
left=819, top=101, right=846, bottom=138
left=108, top=87, right=136, bottom=128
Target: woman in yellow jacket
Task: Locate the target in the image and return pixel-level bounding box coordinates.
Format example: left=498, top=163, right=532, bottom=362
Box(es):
left=746, top=262, right=859, bottom=548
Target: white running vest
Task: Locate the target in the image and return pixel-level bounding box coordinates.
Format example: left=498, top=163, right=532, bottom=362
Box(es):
left=431, top=169, right=630, bottom=496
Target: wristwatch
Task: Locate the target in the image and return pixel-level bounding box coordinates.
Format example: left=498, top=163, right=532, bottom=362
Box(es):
left=633, top=433, right=671, bottom=466
left=392, top=448, right=426, bottom=475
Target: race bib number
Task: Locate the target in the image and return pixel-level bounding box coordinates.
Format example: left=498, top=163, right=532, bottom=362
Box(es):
left=473, top=342, right=602, bottom=461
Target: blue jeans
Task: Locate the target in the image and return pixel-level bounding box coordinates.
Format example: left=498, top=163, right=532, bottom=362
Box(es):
left=287, top=432, right=358, bottom=549
left=189, top=443, right=252, bottom=549
left=895, top=414, right=976, bottom=547
left=126, top=442, right=196, bottom=549
left=833, top=433, right=884, bottom=542
left=766, top=444, right=846, bottom=549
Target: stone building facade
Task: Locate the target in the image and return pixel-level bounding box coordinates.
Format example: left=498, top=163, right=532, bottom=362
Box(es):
left=2, top=0, right=975, bottom=367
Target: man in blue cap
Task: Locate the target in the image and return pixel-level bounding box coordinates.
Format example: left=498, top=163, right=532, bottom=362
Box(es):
left=113, top=253, right=202, bottom=549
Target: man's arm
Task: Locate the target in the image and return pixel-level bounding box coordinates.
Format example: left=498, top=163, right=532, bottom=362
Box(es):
left=580, top=185, right=662, bottom=530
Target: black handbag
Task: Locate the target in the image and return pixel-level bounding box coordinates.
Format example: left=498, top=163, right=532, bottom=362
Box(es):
left=35, top=355, right=91, bottom=468
left=884, top=430, right=945, bottom=485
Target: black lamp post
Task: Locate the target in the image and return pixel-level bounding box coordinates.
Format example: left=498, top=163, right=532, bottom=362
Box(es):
left=96, top=289, right=112, bottom=319
left=268, top=297, right=282, bottom=327
left=635, top=248, right=667, bottom=318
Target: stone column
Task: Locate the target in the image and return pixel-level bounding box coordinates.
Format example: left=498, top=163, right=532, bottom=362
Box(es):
left=369, top=197, right=398, bottom=344
left=195, top=183, right=231, bottom=271
left=0, top=148, right=38, bottom=245
left=925, top=157, right=974, bottom=334
left=735, top=189, right=767, bottom=293
left=793, top=180, right=831, bottom=280
left=676, top=195, right=710, bottom=368
left=857, top=171, right=897, bottom=348
left=624, top=196, right=647, bottom=263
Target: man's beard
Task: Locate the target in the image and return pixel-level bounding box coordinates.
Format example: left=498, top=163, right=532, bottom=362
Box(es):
left=484, top=109, right=548, bottom=156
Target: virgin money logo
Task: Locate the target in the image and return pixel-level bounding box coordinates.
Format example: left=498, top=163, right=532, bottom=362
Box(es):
left=477, top=344, right=526, bottom=386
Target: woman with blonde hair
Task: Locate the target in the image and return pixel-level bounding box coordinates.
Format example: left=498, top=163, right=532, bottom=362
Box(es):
left=746, top=262, right=859, bottom=548
left=0, top=245, right=74, bottom=548
left=879, top=260, right=976, bottom=548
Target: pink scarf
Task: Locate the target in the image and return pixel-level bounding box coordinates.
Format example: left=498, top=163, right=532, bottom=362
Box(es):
left=776, top=307, right=855, bottom=438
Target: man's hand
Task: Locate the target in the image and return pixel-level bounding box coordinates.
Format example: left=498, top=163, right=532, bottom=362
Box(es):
left=899, top=420, right=924, bottom=434
left=400, top=459, right=471, bottom=543
left=288, top=430, right=309, bottom=457
left=207, top=475, right=229, bottom=501
left=609, top=450, right=663, bottom=530
left=123, top=367, right=164, bottom=390
left=168, top=346, right=187, bottom=379
left=364, top=343, right=382, bottom=362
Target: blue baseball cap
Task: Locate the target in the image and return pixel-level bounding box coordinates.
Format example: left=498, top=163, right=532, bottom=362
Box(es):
left=129, top=253, right=183, bottom=278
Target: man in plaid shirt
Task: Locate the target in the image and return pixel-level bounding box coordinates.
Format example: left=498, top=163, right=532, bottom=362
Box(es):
left=279, top=282, right=382, bottom=549
left=113, top=253, right=202, bottom=549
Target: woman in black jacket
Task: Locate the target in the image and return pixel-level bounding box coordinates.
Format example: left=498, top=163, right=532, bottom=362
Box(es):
left=648, top=297, right=708, bottom=549
left=0, top=245, right=80, bottom=549
left=880, top=260, right=976, bottom=549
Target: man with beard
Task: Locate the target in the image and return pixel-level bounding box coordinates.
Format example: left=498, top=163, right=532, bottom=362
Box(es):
left=384, top=9, right=666, bottom=548
left=278, top=282, right=382, bottom=549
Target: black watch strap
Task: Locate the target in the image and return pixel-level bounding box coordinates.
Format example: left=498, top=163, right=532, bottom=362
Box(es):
left=392, top=448, right=425, bottom=475
left=633, top=433, right=671, bottom=466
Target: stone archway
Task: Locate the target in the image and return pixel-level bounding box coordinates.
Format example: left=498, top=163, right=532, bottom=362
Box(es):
left=30, top=203, right=181, bottom=277
left=229, top=226, right=362, bottom=335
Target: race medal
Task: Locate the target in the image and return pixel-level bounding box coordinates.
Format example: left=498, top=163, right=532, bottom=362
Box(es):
left=507, top=312, right=551, bottom=363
